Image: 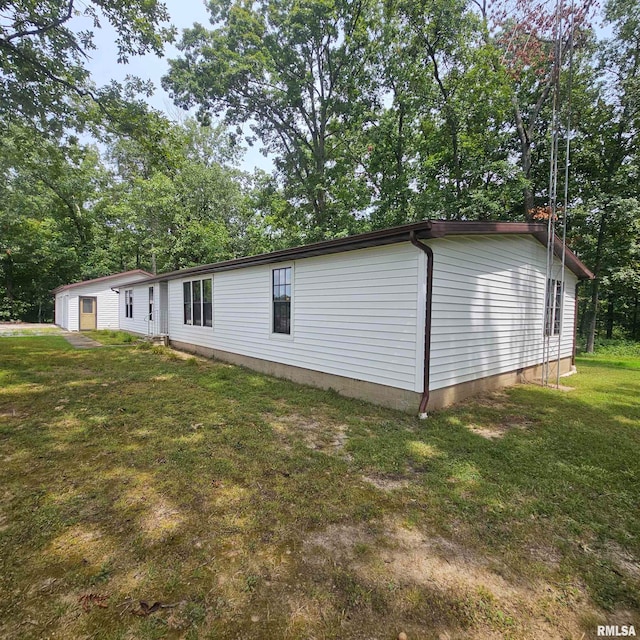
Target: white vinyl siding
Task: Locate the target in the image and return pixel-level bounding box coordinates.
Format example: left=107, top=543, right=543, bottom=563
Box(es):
left=67, top=295, right=79, bottom=331
left=54, top=272, right=151, bottom=332
left=159, top=235, right=581, bottom=397
left=119, top=281, right=158, bottom=335
left=428, top=234, right=578, bottom=391
left=54, top=293, right=69, bottom=330
left=168, top=244, right=425, bottom=392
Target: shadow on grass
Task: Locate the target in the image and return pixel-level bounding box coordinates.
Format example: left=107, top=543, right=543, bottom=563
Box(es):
left=0, top=337, right=638, bottom=639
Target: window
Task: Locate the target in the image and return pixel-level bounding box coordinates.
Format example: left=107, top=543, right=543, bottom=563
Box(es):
left=82, top=298, right=93, bottom=313
left=272, top=267, right=291, bottom=334
left=183, top=282, right=192, bottom=325
left=125, top=289, right=133, bottom=319
left=148, top=286, right=154, bottom=321
left=193, top=280, right=202, bottom=326
left=183, top=278, right=213, bottom=327
left=203, top=278, right=213, bottom=327
left=545, top=279, right=563, bottom=336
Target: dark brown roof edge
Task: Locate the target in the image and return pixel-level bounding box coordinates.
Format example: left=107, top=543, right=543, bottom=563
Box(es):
left=117, top=220, right=594, bottom=287
left=51, top=269, right=154, bottom=295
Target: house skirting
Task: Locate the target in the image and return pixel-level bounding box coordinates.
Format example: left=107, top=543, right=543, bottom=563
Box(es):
left=169, top=340, right=421, bottom=411
left=169, top=339, right=574, bottom=414
left=427, top=356, right=574, bottom=411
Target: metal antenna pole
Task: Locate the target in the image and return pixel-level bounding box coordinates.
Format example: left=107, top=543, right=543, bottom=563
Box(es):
left=543, top=0, right=563, bottom=387
left=556, top=0, right=575, bottom=387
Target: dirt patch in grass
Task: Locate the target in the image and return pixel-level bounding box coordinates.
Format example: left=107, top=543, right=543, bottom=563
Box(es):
left=525, top=543, right=562, bottom=568
left=362, top=473, right=412, bottom=491
left=0, top=407, right=24, bottom=419
left=162, top=346, right=207, bottom=361
left=304, top=518, right=598, bottom=639
left=471, top=390, right=510, bottom=409
left=268, top=412, right=350, bottom=455
left=606, top=542, right=640, bottom=582
left=466, top=415, right=533, bottom=440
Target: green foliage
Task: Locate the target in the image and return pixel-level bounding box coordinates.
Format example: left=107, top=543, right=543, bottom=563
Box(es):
left=1, top=0, right=639, bottom=345
left=0, top=127, right=104, bottom=320
left=0, top=0, right=175, bottom=131
left=0, top=118, right=261, bottom=320
left=164, top=0, right=379, bottom=239
left=578, top=338, right=640, bottom=358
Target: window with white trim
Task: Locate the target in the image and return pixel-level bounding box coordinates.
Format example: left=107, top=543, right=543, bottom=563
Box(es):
left=125, top=289, right=133, bottom=319
left=203, top=278, right=212, bottom=327
left=183, top=278, right=213, bottom=327
left=272, top=267, right=291, bottom=334
left=148, top=286, right=154, bottom=321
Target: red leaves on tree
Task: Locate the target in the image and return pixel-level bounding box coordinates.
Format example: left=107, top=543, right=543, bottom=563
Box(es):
left=487, top=0, right=598, bottom=78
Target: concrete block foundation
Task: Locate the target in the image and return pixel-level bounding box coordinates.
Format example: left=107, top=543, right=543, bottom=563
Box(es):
left=169, top=339, right=574, bottom=415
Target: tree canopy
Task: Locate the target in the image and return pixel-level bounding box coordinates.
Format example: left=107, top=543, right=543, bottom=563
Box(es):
left=1, top=0, right=639, bottom=347
left=0, top=0, right=174, bottom=131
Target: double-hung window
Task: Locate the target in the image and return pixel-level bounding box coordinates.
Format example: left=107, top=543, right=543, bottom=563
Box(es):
left=183, top=278, right=213, bottom=327
left=272, top=267, right=291, bottom=334
left=183, top=282, right=192, bottom=324
left=148, top=286, right=154, bottom=321
left=193, top=280, right=202, bottom=326
left=203, top=279, right=213, bottom=327
left=544, top=279, right=563, bottom=336
left=125, top=289, right=133, bottom=319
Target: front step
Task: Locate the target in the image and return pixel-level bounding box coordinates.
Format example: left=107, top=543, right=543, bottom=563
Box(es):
left=141, top=334, right=169, bottom=347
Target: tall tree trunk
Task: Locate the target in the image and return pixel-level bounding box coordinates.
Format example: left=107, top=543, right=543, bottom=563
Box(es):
left=578, top=296, right=587, bottom=337
left=3, top=254, right=14, bottom=319
left=395, top=97, right=407, bottom=221
left=606, top=294, right=614, bottom=339
left=512, top=76, right=556, bottom=219
left=585, top=279, right=600, bottom=352
left=426, top=45, right=462, bottom=212
left=585, top=212, right=607, bottom=353
left=523, top=152, right=534, bottom=216
left=514, top=100, right=534, bottom=217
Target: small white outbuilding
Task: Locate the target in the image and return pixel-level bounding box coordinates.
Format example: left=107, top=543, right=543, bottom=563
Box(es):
left=53, top=270, right=152, bottom=332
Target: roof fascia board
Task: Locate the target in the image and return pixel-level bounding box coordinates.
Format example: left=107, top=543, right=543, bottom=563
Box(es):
left=117, top=221, right=593, bottom=287
left=51, top=270, right=154, bottom=294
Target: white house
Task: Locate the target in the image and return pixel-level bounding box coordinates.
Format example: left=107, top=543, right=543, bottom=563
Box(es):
left=115, top=221, right=593, bottom=414
left=53, top=270, right=152, bottom=331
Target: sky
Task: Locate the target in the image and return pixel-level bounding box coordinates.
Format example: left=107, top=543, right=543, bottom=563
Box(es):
left=83, top=0, right=274, bottom=174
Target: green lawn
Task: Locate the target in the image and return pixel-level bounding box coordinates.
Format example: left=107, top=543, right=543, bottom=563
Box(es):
left=0, top=337, right=638, bottom=639
left=82, top=329, right=138, bottom=345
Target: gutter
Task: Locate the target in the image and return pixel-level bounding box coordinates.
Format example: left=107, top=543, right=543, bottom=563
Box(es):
left=117, top=221, right=593, bottom=290
left=409, top=231, right=434, bottom=419
left=572, top=282, right=579, bottom=365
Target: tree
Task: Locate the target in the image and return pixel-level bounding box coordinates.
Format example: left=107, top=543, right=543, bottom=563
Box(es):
left=163, top=0, right=378, bottom=240
left=97, top=119, right=257, bottom=274
left=0, top=0, right=174, bottom=131
left=567, top=0, right=640, bottom=351
left=0, top=126, right=106, bottom=320
left=370, top=0, right=522, bottom=223
left=487, top=0, right=596, bottom=216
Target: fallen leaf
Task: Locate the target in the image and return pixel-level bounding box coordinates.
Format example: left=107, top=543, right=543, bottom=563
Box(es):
left=78, top=593, right=109, bottom=612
